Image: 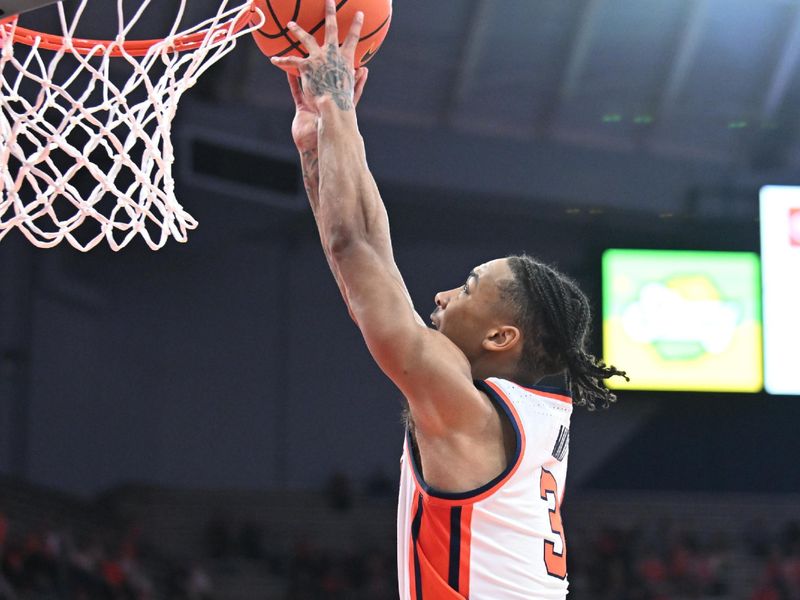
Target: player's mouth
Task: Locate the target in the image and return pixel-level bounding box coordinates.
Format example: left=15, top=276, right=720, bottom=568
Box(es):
left=430, top=309, right=441, bottom=330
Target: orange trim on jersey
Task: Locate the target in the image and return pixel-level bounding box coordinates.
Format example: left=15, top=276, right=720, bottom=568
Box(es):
left=513, top=382, right=572, bottom=405
left=409, top=538, right=416, bottom=600
left=410, top=380, right=527, bottom=508
left=457, top=505, right=473, bottom=598
left=417, top=500, right=452, bottom=589
left=409, top=492, right=422, bottom=600
left=416, top=548, right=470, bottom=599
left=408, top=489, right=472, bottom=600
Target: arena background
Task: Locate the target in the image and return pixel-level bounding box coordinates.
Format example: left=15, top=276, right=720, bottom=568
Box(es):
left=1, top=0, right=800, bottom=598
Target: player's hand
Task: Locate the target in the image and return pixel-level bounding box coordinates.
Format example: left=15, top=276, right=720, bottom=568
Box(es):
left=288, top=74, right=318, bottom=154
left=288, top=67, right=369, bottom=154
left=271, top=0, right=364, bottom=112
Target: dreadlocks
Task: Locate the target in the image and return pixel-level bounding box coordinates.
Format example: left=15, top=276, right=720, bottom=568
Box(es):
left=500, top=254, right=628, bottom=410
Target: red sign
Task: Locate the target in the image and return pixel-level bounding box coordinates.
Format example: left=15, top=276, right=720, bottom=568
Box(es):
left=791, top=208, right=800, bottom=247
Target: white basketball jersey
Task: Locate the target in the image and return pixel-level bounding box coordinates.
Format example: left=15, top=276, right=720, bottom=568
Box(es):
left=397, top=378, right=573, bottom=599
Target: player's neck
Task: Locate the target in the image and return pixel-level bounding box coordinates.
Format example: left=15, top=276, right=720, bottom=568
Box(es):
left=470, top=360, right=520, bottom=384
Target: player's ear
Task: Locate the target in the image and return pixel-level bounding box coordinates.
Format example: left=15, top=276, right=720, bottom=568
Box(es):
left=483, top=325, right=521, bottom=352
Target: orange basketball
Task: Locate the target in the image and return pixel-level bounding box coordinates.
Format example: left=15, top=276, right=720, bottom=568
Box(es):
left=250, top=0, right=392, bottom=74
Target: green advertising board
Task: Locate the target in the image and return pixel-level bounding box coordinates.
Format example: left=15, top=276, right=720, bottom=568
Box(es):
left=602, top=249, right=763, bottom=392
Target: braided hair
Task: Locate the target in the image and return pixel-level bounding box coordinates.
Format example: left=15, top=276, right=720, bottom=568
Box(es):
left=500, top=254, right=628, bottom=410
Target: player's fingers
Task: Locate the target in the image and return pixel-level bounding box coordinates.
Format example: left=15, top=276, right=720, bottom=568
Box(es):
left=342, top=11, right=364, bottom=57
left=287, top=73, right=304, bottom=106
left=271, top=56, right=305, bottom=71
left=324, top=0, right=338, bottom=47
left=286, top=21, right=319, bottom=53
left=354, top=67, right=369, bottom=106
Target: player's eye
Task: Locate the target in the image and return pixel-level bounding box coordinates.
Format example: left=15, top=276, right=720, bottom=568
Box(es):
left=461, top=282, right=469, bottom=295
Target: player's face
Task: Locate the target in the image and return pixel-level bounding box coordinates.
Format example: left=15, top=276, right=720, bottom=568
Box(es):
left=430, top=258, right=515, bottom=361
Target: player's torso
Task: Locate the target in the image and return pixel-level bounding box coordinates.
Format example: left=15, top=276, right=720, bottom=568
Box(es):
left=397, top=377, right=573, bottom=600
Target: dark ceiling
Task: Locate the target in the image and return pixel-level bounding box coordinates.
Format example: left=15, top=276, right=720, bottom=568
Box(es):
left=11, top=0, right=800, bottom=221
left=208, top=0, right=800, bottom=220
left=341, top=0, right=800, bottom=166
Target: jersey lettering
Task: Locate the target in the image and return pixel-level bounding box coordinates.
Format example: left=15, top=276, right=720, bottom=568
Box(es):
left=539, top=468, right=567, bottom=579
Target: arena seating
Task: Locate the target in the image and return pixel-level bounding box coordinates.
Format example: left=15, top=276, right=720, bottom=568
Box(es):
left=2, top=477, right=799, bottom=599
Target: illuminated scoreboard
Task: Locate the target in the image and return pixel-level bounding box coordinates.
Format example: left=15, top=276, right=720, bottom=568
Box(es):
left=760, top=186, right=800, bottom=395
left=602, top=249, right=763, bottom=392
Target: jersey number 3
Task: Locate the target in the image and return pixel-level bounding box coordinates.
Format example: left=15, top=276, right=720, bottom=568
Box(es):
left=539, top=468, right=567, bottom=579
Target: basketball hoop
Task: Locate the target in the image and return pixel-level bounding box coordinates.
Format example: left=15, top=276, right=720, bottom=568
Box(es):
left=0, top=1, right=264, bottom=251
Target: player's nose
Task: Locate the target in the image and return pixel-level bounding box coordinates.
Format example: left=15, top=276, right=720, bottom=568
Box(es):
left=434, top=288, right=455, bottom=309
left=434, top=291, right=448, bottom=309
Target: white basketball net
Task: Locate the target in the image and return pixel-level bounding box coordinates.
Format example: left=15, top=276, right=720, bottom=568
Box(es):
left=0, top=0, right=262, bottom=251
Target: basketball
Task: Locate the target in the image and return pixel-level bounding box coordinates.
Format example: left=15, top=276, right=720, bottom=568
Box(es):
left=250, top=0, right=392, bottom=74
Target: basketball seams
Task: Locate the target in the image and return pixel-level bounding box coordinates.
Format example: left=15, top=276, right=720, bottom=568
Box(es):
left=357, top=15, right=390, bottom=64
left=276, top=11, right=389, bottom=59
left=357, top=13, right=390, bottom=43
left=257, top=0, right=309, bottom=58
left=254, top=0, right=390, bottom=64
left=272, top=0, right=350, bottom=58
left=257, top=0, right=300, bottom=39
left=273, top=9, right=389, bottom=60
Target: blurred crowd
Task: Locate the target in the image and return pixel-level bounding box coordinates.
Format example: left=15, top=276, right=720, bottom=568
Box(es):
left=0, top=511, right=211, bottom=600
left=568, top=518, right=800, bottom=600
left=748, top=521, right=800, bottom=600
left=569, top=520, right=733, bottom=600
left=285, top=540, right=395, bottom=600
left=277, top=519, right=800, bottom=600
left=2, top=483, right=800, bottom=600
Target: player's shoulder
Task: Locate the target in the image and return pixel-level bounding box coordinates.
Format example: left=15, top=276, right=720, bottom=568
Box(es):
left=478, top=377, right=573, bottom=410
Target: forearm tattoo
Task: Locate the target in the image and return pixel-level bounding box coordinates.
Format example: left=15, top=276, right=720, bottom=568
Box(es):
left=301, top=149, right=320, bottom=199
left=305, top=45, right=354, bottom=111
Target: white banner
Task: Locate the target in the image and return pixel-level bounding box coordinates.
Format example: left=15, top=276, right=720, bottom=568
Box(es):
left=760, top=186, right=800, bottom=395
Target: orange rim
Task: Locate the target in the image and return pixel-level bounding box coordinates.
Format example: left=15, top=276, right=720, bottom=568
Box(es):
left=1, top=4, right=256, bottom=57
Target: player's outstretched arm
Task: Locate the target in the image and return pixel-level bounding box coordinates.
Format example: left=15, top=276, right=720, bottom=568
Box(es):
left=272, top=1, right=492, bottom=435
left=286, top=70, right=368, bottom=223
left=286, top=69, right=368, bottom=319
